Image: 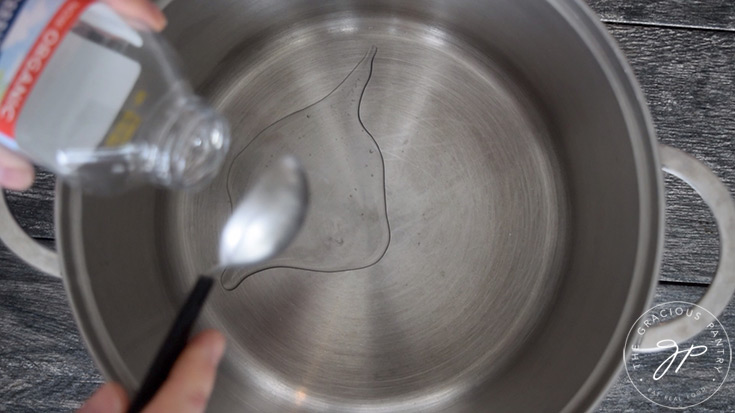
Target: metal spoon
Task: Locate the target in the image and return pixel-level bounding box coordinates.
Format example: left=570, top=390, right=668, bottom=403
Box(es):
left=218, top=154, right=309, bottom=268
left=128, top=155, right=308, bottom=413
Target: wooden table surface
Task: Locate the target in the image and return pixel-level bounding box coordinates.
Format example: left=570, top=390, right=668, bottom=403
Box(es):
left=2, top=1, right=735, bottom=411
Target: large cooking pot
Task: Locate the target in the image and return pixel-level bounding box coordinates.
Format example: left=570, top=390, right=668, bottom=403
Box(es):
left=2, top=0, right=735, bottom=411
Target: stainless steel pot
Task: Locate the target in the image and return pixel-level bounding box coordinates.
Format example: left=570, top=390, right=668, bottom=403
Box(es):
left=2, top=0, right=735, bottom=411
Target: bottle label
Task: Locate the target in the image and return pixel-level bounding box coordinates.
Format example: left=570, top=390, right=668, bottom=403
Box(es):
left=0, top=0, right=92, bottom=141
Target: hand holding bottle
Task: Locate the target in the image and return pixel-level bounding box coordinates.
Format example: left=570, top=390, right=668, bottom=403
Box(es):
left=0, top=0, right=168, bottom=191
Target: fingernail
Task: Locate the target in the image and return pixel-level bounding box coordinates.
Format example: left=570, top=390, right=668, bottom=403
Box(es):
left=0, top=167, right=33, bottom=190
left=147, top=3, right=167, bottom=30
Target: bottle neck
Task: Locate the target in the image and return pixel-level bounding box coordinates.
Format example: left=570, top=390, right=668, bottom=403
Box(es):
left=142, top=94, right=230, bottom=190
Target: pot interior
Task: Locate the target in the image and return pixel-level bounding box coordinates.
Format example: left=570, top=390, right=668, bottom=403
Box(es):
left=60, top=1, right=661, bottom=411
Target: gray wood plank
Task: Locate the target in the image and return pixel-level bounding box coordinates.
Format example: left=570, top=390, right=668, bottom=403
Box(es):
left=4, top=168, right=56, bottom=240
left=661, top=175, right=718, bottom=286
left=0, top=246, right=102, bottom=413
left=608, top=24, right=735, bottom=285
left=587, top=0, right=735, bottom=31
left=596, top=282, right=735, bottom=412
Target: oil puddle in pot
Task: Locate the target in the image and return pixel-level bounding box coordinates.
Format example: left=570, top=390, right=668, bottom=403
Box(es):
left=222, top=46, right=390, bottom=290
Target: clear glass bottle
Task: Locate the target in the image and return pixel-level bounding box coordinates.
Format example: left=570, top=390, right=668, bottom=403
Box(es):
left=0, top=0, right=229, bottom=193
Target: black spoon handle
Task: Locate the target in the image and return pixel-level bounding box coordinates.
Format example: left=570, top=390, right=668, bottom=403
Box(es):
left=128, top=275, right=214, bottom=413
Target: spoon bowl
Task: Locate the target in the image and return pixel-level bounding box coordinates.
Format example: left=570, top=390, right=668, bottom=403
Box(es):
left=218, top=155, right=308, bottom=268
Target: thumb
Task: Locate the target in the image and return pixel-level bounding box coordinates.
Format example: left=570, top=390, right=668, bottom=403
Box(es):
left=0, top=145, right=33, bottom=190
left=142, top=330, right=226, bottom=413
left=77, top=382, right=129, bottom=413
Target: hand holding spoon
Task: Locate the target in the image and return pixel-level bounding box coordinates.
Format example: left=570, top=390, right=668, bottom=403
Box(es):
left=128, top=155, right=308, bottom=413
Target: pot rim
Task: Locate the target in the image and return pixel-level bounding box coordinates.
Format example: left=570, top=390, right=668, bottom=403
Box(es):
left=547, top=0, right=663, bottom=411
left=55, top=0, right=665, bottom=410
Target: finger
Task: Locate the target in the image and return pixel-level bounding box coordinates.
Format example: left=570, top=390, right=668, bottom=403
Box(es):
left=0, top=146, right=33, bottom=190
left=102, top=0, right=167, bottom=31
left=142, top=329, right=226, bottom=413
left=77, top=382, right=129, bottom=413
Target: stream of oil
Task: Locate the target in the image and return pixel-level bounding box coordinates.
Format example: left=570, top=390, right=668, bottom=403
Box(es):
left=222, top=46, right=390, bottom=290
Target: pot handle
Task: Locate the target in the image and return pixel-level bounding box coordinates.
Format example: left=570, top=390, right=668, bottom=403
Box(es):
left=0, top=0, right=169, bottom=278
left=637, top=144, right=735, bottom=350
left=0, top=191, right=60, bottom=278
